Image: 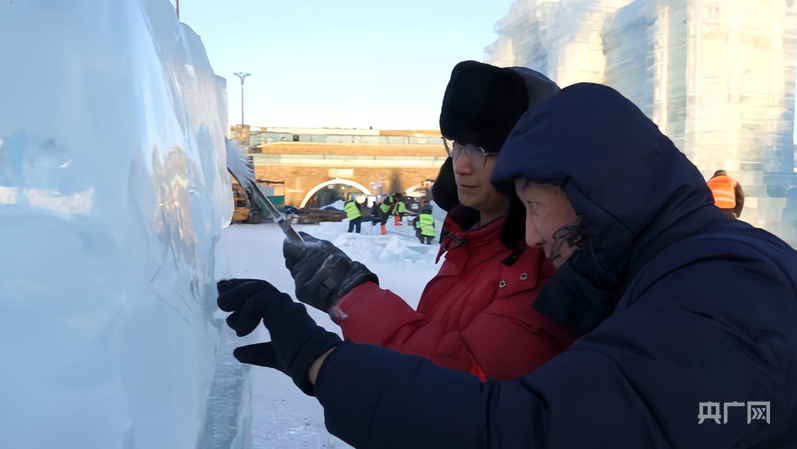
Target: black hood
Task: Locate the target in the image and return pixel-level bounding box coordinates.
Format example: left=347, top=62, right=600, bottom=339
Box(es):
left=491, top=83, right=722, bottom=333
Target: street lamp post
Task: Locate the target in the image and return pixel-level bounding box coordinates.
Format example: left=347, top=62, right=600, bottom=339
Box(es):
left=233, top=72, right=251, bottom=125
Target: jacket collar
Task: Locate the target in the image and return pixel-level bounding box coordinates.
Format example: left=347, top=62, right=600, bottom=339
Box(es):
left=436, top=205, right=507, bottom=263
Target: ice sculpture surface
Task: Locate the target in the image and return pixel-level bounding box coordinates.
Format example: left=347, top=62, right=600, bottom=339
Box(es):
left=0, top=1, right=234, bottom=448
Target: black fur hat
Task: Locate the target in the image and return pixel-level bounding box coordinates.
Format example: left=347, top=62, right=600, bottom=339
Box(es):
left=434, top=61, right=559, bottom=250
left=440, top=61, right=559, bottom=152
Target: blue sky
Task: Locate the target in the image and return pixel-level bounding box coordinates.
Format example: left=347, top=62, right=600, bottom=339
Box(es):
left=172, top=0, right=515, bottom=130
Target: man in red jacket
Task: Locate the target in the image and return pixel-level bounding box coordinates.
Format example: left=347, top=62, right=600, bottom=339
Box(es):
left=281, top=61, right=575, bottom=380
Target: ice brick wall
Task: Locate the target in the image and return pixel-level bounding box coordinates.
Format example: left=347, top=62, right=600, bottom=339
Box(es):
left=0, top=1, right=234, bottom=448
left=490, top=0, right=796, bottom=172
left=604, top=0, right=797, bottom=243
left=684, top=0, right=797, bottom=174
left=488, top=0, right=797, bottom=247
left=486, top=0, right=635, bottom=86
left=602, top=0, right=690, bottom=151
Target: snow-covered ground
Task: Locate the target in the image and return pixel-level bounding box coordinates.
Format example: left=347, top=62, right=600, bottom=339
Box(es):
left=215, top=220, right=441, bottom=448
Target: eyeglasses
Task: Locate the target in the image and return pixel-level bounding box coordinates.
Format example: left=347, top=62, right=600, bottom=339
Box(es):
left=442, top=138, right=498, bottom=171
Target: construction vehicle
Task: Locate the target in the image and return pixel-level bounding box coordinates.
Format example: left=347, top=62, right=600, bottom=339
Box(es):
left=230, top=179, right=286, bottom=224
left=231, top=182, right=256, bottom=223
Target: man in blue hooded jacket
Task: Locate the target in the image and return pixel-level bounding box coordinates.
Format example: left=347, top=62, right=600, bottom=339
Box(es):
left=218, top=83, right=797, bottom=448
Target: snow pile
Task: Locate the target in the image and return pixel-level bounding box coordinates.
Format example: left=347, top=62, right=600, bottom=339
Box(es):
left=304, top=221, right=441, bottom=268
left=0, top=1, right=235, bottom=448
left=376, top=234, right=436, bottom=264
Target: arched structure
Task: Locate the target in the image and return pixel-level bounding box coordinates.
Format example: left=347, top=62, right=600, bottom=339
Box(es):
left=299, top=178, right=371, bottom=208
left=404, top=180, right=435, bottom=197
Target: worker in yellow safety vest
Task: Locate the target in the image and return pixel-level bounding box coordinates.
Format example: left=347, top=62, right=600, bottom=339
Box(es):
left=413, top=205, right=436, bottom=245
left=378, top=193, right=407, bottom=235
left=706, top=169, right=744, bottom=219
left=344, top=198, right=362, bottom=233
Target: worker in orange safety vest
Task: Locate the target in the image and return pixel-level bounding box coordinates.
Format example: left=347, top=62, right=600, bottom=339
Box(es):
left=707, top=169, right=745, bottom=219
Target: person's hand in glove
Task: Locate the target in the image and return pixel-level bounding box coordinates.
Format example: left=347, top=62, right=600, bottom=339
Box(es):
left=283, top=232, right=378, bottom=320
left=217, top=278, right=342, bottom=395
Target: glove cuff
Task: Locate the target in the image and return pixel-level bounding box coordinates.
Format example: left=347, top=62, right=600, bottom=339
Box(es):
left=290, top=331, right=343, bottom=396
left=336, top=262, right=378, bottom=299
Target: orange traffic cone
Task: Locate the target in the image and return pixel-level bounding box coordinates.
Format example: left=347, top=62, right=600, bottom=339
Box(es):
left=380, top=224, right=387, bottom=235
left=394, top=215, right=402, bottom=226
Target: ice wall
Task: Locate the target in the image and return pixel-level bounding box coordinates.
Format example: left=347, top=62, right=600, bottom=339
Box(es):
left=603, top=1, right=657, bottom=118
left=684, top=0, right=797, bottom=174
left=0, top=1, right=234, bottom=448
left=602, top=0, right=689, bottom=150
left=488, top=0, right=797, bottom=248
left=486, top=0, right=634, bottom=86
left=603, top=0, right=797, bottom=243
left=490, top=0, right=796, bottom=172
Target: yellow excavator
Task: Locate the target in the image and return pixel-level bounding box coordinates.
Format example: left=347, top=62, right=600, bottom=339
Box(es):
left=231, top=179, right=286, bottom=224
left=231, top=182, right=253, bottom=223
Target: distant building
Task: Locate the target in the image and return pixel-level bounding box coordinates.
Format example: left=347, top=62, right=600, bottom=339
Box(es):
left=233, top=127, right=445, bottom=208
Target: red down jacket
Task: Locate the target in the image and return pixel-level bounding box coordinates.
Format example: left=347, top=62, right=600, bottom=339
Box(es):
left=337, top=212, right=576, bottom=380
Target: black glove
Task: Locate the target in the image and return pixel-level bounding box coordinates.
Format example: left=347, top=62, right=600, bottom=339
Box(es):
left=283, top=232, right=378, bottom=316
left=217, top=279, right=342, bottom=396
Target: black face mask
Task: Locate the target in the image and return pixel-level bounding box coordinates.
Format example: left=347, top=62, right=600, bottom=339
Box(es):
left=550, top=216, right=587, bottom=260
left=532, top=216, right=622, bottom=336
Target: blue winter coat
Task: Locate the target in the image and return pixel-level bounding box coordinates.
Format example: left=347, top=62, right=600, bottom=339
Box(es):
left=313, top=84, right=797, bottom=448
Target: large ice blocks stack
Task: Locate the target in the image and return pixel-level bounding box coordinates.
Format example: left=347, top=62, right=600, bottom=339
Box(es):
left=485, top=0, right=635, bottom=87
left=487, top=0, right=797, bottom=247
left=0, top=1, right=235, bottom=448
left=607, top=0, right=797, bottom=173
left=602, top=0, right=690, bottom=151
